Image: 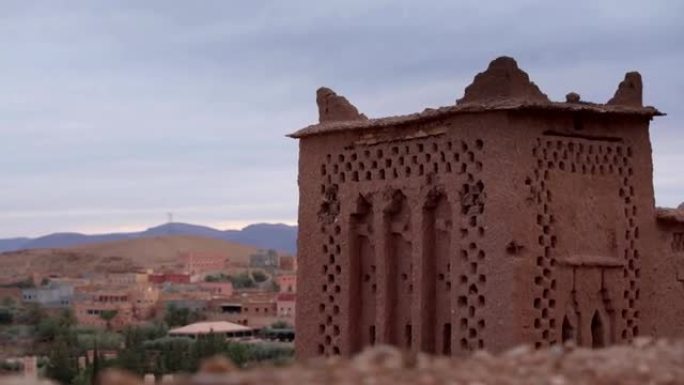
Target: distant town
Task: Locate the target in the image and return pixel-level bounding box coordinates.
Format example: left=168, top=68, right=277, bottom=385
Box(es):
left=0, top=230, right=297, bottom=383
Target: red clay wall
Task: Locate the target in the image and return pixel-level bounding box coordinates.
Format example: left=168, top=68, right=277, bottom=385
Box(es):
left=646, top=220, right=684, bottom=338
left=294, top=57, right=670, bottom=359
left=295, top=112, right=518, bottom=358
left=295, top=109, right=674, bottom=358
left=501, top=112, right=656, bottom=349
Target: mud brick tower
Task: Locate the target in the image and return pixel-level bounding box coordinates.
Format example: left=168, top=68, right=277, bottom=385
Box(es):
left=290, top=57, right=678, bottom=358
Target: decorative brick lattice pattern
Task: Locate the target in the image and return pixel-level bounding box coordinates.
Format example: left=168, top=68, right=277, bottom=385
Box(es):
left=528, top=137, right=639, bottom=347
left=317, top=136, right=485, bottom=355
left=317, top=185, right=342, bottom=356
left=456, top=178, right=487, bottom=351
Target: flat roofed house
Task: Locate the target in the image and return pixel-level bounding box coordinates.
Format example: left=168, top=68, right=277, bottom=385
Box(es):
left=168, top=321, right=254, bottom=340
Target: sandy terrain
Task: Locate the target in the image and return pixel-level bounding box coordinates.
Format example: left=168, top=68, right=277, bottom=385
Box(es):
left=0, top=235, right=263, bottom=282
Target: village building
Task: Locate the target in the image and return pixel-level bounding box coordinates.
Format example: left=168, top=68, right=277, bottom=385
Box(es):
left=197, top=281, right=234, bottom=298
left=206, top=292, right=287, bottom=328
left=206, top=291, right=295, bottom=328
left=208, top=300, right=249, bottom=326
left=168, top=321, right=254, bottom=340
left=21, top=282, right=74, bottom=309
left=276, top=274, right=296, bottom=293
left=278, top=255, right=298, bottom=271
left=69, top=281, right=160, bottom=328
left=180, top=252, right=230, bottom=275
left=249, top=250, right=279, bottom=269
left=129, top=283, right=160, bottom=320
left=242, top=296, right=277, bottom=317
left=72, top=285, right=134, bottom=329
left=100, top=272, right=149, bottom=286
left=290, top=56, right=680, bottom=358
left=148, top=272, right=191, bottom=285
left=157, top=287, right=211, bottom=316
left=0, top=287, right=22, bottom=305
left=276, top=292, right=296, bottom=319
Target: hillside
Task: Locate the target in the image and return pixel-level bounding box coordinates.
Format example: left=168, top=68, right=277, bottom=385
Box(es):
left=70, top=235, right=261, bottom=266
left=0, top=222, right=297, bottom=254
left=0, top=235, right=268, bottom=283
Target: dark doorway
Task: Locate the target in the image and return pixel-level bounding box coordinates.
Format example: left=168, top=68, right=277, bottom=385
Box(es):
left=561, top=315, right=575, bottom=343
left=442, top=323, right=452, bottom=355
left=591, top=311, right=605, bottom=348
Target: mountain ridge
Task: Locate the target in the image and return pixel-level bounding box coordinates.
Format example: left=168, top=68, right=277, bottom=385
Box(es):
left=0, top=222, right=297, bottom=254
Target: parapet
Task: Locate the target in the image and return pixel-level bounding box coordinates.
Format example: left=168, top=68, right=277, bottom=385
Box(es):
left=607, top=72, right=643, bottom=107
left=316, top=87, right=367, bottom=123
left=456, top=56, right=549, bottom=104
left=289, top=57, right=663, bottom=139
left=656, top=207, right=684, bottom=226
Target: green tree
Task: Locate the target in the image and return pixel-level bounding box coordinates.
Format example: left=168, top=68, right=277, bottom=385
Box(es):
left=207, top=273, right=232, bottom=282
left=114, top=328, right=148, bottom=375
left=45, top=336, right=79, bottom=385
left=36, top=316, right=60, bottom=342
left=154, top=353, right=167, bottom=377
left=228, top=272, right=256, bottom=289
left=143, top=337, right=194, bottom=374
left=1, top=297, right=16, bottom=308
left=251, top=270, right=268, bottom=283
left=70, top=371, right=90, bottom=385
left=20, top=303, right=46, bottom=326
left=223, top=343, right=250, bottom=367
left=58, top=309, right=77, bottom=329
left=90, top=343, right=101, bottom=385
left=164, top=304, right=187, bottom=327
left=99, top=310, right=118, bottom=331
left=270, top=320, right=292, bottom=329
left=0, top=308, right=13, bottom=324
left=164, top=304, right=203, bottom=327
left=188, top=332, right=224, bottom=371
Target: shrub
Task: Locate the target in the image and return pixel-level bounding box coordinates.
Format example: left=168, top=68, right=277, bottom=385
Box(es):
left=251, top=270, right=269, bottom=283
left=0, top=307, right=13, bottom=325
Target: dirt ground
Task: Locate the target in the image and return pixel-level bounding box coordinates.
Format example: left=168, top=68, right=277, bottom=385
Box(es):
left=190, top=339, right=684, bottom=385
left=4, top=338, right=684, bottom=385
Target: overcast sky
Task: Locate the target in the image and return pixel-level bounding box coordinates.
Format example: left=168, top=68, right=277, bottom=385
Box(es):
left=0, top=0, right=682, bottom=238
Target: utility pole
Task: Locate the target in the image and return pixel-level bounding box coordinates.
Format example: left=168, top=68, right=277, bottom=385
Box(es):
left=167, top=212, right=174, bottom=235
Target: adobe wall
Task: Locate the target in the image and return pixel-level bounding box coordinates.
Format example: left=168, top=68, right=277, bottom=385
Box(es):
left=293, top=56, right=667, bottom=358
left=646, top=216, right=684, bottom=338
left=501, top=112, right=656, bottom=348
left=295, top=112, right=521, bottom=357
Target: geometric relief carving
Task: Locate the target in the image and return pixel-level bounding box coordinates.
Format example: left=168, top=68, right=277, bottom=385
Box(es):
left=528, top=135, right=639, bottom=348
left=384, top=190, right=414, bottom=349
left=350, top=195, right=376, bottom=351
left=455, top=179, right=487, bottom=352
left=318, top=135, right=486, bottom=356
left=317, top=186, right=342, bottom=356
left=423, top=190, right=452, bottom=354
left=561, top=297, right=579, bottom=344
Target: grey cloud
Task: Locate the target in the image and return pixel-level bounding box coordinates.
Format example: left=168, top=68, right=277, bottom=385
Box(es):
left=0, top=0, right=682, bottom=237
